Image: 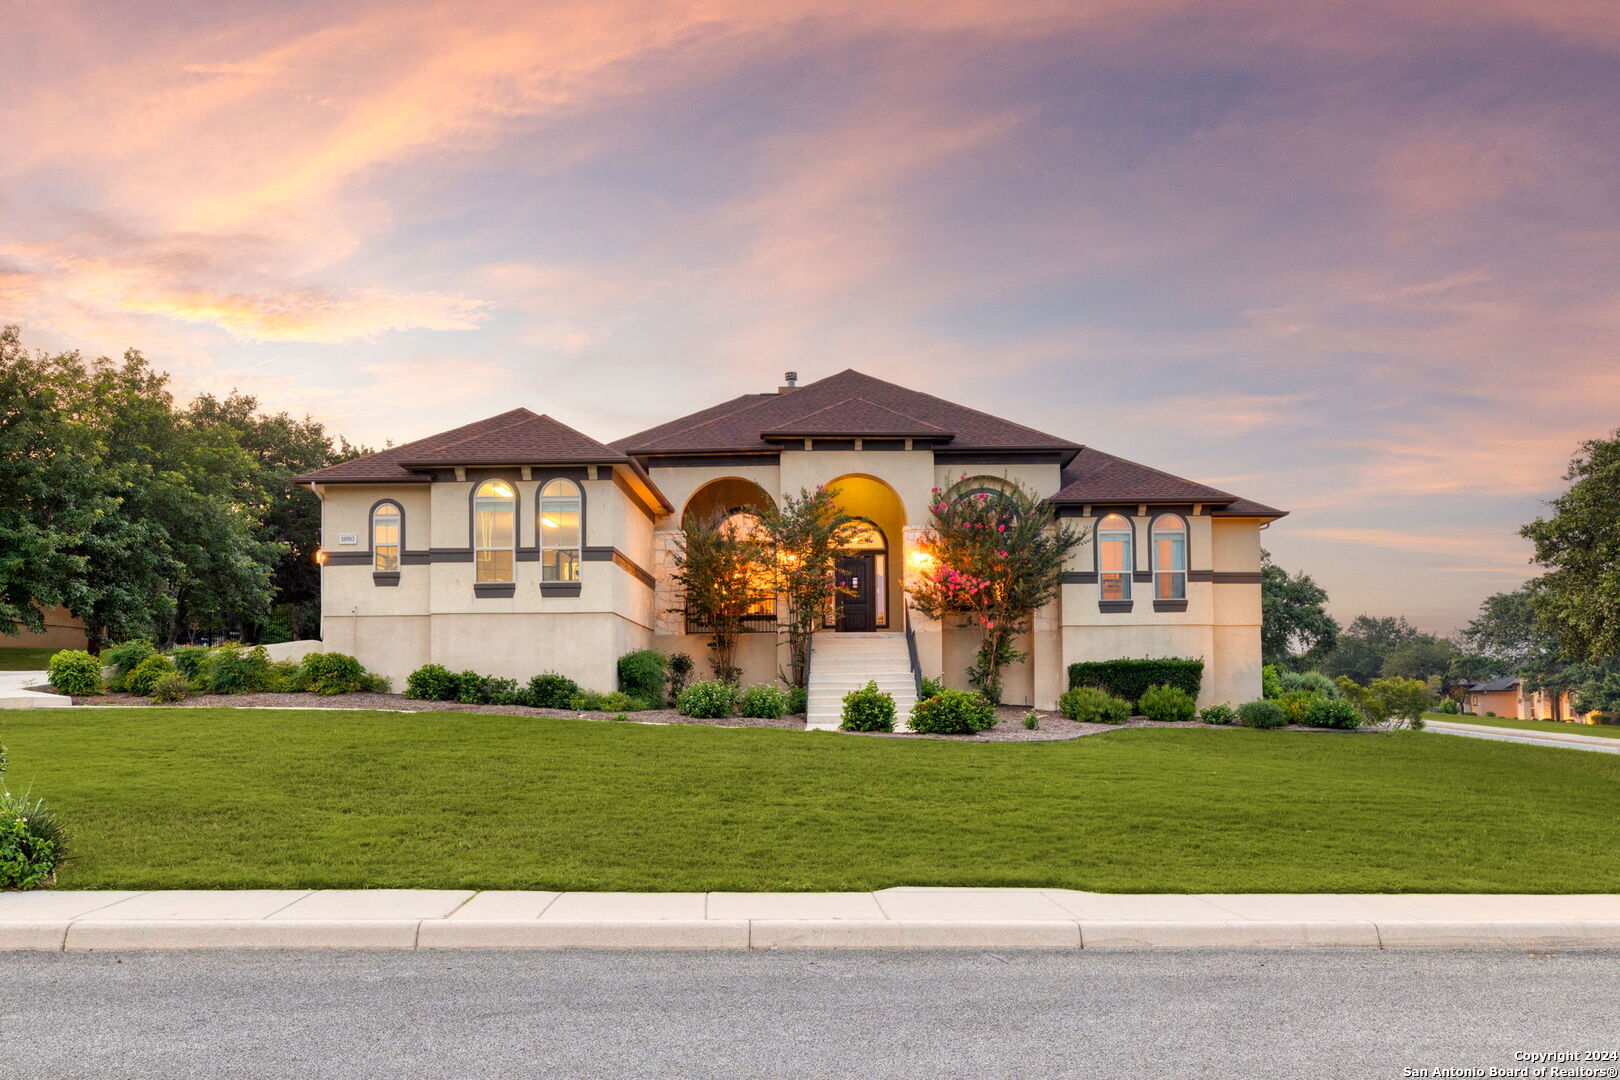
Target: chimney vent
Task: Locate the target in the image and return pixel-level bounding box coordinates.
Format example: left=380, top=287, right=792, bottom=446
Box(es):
left=778, top=371, right=800, bottom=394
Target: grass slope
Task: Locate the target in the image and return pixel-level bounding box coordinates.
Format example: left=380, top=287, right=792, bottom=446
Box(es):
left=5, top=708, right=1620, bottom=893
left=0, top=647, right=57, bottom=671
left=1428, top=712, right=1620, bottom=740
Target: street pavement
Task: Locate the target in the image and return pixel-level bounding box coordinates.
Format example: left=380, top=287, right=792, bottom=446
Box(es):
left=1, top=948, right=1615, bottom=1079
left=1425, top=718, right=1620, bottom=754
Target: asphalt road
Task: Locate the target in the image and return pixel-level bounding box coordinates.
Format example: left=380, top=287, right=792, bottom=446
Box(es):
left=2, top=949, right=1617, bottom=1079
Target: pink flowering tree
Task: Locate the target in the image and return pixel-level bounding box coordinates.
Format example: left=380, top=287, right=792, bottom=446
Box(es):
left=906, top=478, right=1086, bottom=704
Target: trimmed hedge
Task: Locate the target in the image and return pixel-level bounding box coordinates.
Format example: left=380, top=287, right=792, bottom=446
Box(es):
left=47, top=650, right=101, bottom=696
left=1058, top=686, right=1132, bottom=725
left=617, top=650, right=667, bottom=706
left=1068, top=658, right=1203, bottom=706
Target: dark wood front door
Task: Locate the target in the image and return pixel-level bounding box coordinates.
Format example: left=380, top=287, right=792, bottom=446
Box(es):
left=835, top=554, right=876, bottom=632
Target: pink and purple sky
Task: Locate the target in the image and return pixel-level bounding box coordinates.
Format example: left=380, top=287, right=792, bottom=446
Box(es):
left=5, top=0, right=1618, bottom=632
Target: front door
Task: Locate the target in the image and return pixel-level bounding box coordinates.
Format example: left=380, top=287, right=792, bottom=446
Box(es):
left=835, top=554, right=876, bottom=632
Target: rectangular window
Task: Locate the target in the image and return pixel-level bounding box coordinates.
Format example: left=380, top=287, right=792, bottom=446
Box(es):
left=1099, top=531, right=1132, bottom=601
left=374, top=517, right=400, bottom=572
left=475, top=504, right=514, bottom=583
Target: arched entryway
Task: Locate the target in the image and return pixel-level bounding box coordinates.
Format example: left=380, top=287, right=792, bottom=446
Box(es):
left=824, top=474, right=906, bottom=633
left=679, top=477, right=779, bottom=634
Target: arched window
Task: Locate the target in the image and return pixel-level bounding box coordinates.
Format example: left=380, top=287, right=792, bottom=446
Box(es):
left=1152, top=514, right=1187, bottom=601
left=473, top=480, right=516, bottom=583
left=719, top=509, right=775, bottom=618
left=1097, top=514, right=1132, bottom=601
left=539, top=479, right=582, bottom=582
left=372, top=502, right=401, bottom=572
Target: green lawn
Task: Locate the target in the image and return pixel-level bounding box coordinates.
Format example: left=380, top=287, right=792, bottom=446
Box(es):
left=0, top=647, right=57, bottom=671
left=5, top=708, right=1620, bottom=893
left=1426, top=712, right=1620, bottom=740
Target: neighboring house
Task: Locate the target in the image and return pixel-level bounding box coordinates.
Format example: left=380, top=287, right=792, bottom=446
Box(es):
left=295, top=369, right=1286, bottom=709
left=1462, top=676, right=1585, bottom=722
left=2, top=607, right=89, bottom=651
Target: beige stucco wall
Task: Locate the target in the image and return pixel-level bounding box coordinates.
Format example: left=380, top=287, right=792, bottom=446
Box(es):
left=0, top=606, right=89, bottom=651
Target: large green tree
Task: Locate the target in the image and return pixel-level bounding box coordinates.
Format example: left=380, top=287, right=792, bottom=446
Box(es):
left=1522, top=430, right=1620, bottom=664
left=1322, top=614, right=1426, bottom=684
left=1259, top=550, right=1338, bottom=667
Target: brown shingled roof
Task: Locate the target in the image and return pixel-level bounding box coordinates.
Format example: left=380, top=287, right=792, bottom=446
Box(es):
left=1052, top=447, right=1287, bottom=518
left=294, top=408, right=628, bottom=484
left=612, top=369, right=1078, bottom=455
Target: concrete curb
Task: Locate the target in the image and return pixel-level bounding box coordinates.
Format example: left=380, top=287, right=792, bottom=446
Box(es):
left=4, top=917, right=1620, bottom=951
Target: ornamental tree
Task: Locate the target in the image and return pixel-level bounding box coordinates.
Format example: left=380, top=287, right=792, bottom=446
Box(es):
left=758, top=486, right=859, bottom=689
left=669, top=516, right=772, bottom=684
left=906, top=478, right=1086, bottom=704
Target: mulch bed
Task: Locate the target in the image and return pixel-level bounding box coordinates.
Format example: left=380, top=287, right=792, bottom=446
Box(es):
left=51, top=689, right=1247, bottom=741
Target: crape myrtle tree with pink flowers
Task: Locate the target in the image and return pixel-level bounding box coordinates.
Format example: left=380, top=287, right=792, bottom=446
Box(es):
left=906, top=478, right=1087, bottom=704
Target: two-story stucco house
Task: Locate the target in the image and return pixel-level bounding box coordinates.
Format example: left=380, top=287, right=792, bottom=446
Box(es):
left=296, top=369, right=1285, bottom=717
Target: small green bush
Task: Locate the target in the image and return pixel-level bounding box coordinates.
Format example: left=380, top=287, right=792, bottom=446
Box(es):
left=1485, top=710, right=1497, bottom=717
left=47, top=650, right=102, bottom=695
left=267, top=660, right=308, bottom=693
left=1237, top=700, right=1288, bottom=729
left=667, top=652, right=696, bottom=697
left=406, top=664, right=461, bottom=701
left=124, top=653, right=177, bottom=697
left=1138, top=684, right=1196, bottom=723
left=300, top=652, right=368, bottom=696
left=1302, top=697, right=1362, bottom=730
left=1058, top=686, right=1132, bottom=724
left=570, top=689, right=639, bottom=712
left=787, top=685, right=808, bottom=715
left=908, top=689, right=996, bottom=735
left=1275, top=690, right=1319, bottom=724
left=617, top=650, right=667, bottom=706
left=524, top=672, right=579, bottom=709
left=149, top=671, right=191, bottom=703
left=0, top=790, right=64, bottom=890
left=457, top=672, right=520, bottom=705
left=739, top=684, right=789, bottom=719
left=1199, top=702, right=1236, bottom=726
left=103, top=640, right=156, bottom=690
left=360, top=672, right=391, bottom=694
left=1261, top=664, right=1283, bottom=699
left=840, top=681, right=895, bottom=732
left=1278, top=670, right=1338, bottom=698
left=169, top=646, right=213, bottom=680
left=919, top=674, right=945, bottom=699
left=1023, top=710, right=1040, bottom=730
left=201, top=644, right=273, bottom=694
left=1068, top=657, right=1203, bottom=706
left=1436, top=698, right=1461, bottom=715
left=676, top=680, right=739, bottom=719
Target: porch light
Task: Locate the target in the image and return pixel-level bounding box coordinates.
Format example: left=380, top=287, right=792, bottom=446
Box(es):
left=910, top=549, right=934, bottom=568
left=315, top=548, right=328, bottom=565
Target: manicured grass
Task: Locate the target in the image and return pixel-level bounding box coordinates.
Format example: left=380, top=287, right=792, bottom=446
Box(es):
left=0, top=647, right=57, bottom=671
left=1426, top=712, right=1620, bottom=740
left=5, top=708, right=1620, bottom=892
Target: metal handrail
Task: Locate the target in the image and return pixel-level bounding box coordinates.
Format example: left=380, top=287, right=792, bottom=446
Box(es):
left=904, top=604, right=923, bottom=700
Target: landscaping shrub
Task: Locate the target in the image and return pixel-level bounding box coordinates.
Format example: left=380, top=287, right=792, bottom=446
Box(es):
left=908, top=689, right=996, bottom=735
left=1022, top=710, right=1040, bottom=730
left=299, top=652, right=369, bottom=696
left=0, top=790, right=64, bottom=890
left=839, top=681, right=895, bottom=732
left=1237, top=700, right=1288, bottom=729
left=572, top=690, right=640, bottom=712
left=676, top=680, right=739, bottom=719
left=268, top=660, right=308, bottom=693
left=617, top=650, right=667, bottom=706
left=200, top=644, right=273, bottom=694
left=1436, top=698, right=1461, bottom=715
left=124, top=654, right=177, bottom=697
left=454, top=672, right=517, bottom=705
left=1058, top=686, right=1132, bottom=724
left=1068, top=658, right=1202, bottom=706
left=1138, top=684, right=1196, bottom=723
left=523, top=672, right=579, bottom=709
left=1302, top=697, right=1362, bottom=730
left=1261, top=664, right=1283, bottom=699
left=47, top=650, right=101, bottom=695
left=1199, top=703, right=1236, bottom=725
left=169, top=646, right=212, bottom=681
left=103, top=640, right=156, bottom=690
left=919, top=674, right=945, bottom=699
left=406, top=664, right=461, bottom=701
left=667, top=652, right=695, bottom=698
left=360, top=672, right=391, bottom=694
left=787, top=686, right=808, bottom=715
left=1275, top=690, right=1318, bottom=724
left=149, top=671, right=191, bottom=703
left=739, top=684, right=789, bottom=719
left=1278, top=670, right=1338, bottom=698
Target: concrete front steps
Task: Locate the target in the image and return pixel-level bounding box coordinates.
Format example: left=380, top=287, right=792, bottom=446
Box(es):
left=807, top=632, right=918, bottom=732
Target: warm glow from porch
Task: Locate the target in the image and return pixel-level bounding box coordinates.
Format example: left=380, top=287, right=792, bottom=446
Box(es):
left=910, top=549, right=933, bottom=568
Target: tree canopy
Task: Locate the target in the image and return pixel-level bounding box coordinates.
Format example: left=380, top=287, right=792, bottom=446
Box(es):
left=1259, top=550, right=1338, bottom=666
left=1522, top=429, right=1620, bottom=664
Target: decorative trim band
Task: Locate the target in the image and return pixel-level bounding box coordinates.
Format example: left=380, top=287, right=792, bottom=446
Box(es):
left=1153, top=599, right=1189, bottom=613
left=540, top=583, right=583, bottom=597
left=473, top=582, right=516, bottom=598
left=372, top=571, right=400, bottom=587
left=1097, top=600, right=1134, bottom=614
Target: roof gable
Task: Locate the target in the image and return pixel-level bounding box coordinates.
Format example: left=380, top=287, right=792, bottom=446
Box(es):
left=612, top=369, right=1078, bottom=455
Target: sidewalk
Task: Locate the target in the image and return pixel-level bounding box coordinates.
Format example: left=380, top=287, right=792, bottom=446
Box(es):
left=1425, top=718, right=1620, bottom=754
left=4, top=889, right=1619, bottom=950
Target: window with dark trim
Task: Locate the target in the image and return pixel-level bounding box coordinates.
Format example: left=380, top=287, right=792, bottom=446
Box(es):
left=1097, top=513, right=1132, bottom=601
left=473, top=480, right=516, bottom=584
left=539, top=478, right=581, bottom=582
left=372, top=502, right=401, bottom=571
left=1152, top=514, right=1187, bottom=600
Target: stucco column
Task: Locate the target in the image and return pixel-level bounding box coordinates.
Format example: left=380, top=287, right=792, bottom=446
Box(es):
left=652, top=529, right=687, bottom=637
left=902, top=526, right=943, bottom=681
left=1029, top=597, right=1064, bottom=712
